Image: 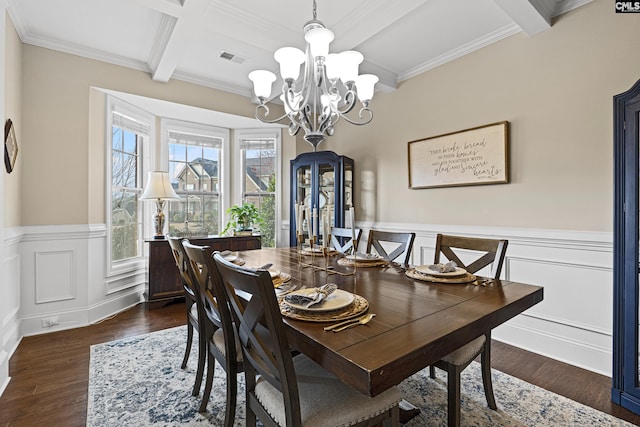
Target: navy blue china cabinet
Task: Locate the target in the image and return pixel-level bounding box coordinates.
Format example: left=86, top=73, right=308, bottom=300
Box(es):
left=613, top=78, right=640, bottom=416
left=290, top=151, right=354, bottom=247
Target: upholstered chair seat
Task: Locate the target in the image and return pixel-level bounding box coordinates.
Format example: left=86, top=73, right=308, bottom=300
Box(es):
left=254, top=354, right=401, bottom=427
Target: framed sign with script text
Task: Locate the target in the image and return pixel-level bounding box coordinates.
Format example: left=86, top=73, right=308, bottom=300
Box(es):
left=408, top=121, right=509, bottom=189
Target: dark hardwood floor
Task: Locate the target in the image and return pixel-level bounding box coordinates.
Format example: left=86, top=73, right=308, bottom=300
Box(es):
left=1, top=302, right=639, bottom=426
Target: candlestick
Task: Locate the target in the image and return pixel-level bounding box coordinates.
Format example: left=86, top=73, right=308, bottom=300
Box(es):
left=349, top=206, right=356, bottom=252
left=312, top=207, right=318, bottom=240
left=306, top=206, right=312, bottom=239
left=322, top=209, right=329, bottom=248
left=294, top=202, right=299, bottom=236
left=297, top=203, right=303, bottom=236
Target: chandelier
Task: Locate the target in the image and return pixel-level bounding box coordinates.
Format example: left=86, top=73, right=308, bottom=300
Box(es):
left=248, top=0, right=379, bottom=150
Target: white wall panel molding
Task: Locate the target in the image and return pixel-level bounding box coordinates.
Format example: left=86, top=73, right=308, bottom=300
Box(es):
left=18, top=223, right=145, bottom=337
left=88, top=286, right=144, bottom=325
left=3, top=226, right=22, bottom=246
left=361, top=221, right=613, bottom=376
left=34, top=250, right=76, bottom=304
left=494, top=313, right=612, bottom=376
left=105, top=271, right=147, bottom=295
left=2, top=233, right=21, bottom=383
left=0, top=350, right=9, bottom=397
left=21, top=223, right=106, bottom=242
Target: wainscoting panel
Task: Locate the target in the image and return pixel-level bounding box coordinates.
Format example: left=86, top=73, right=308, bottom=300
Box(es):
left=1, top=228, right=22, bottom=398
left=34, top=250, right=76, bottom=304
left=18, top=224, right=145, bottom=337
left=360, top=222, right=613, bottom=376
left=3, top=221, right=615, bottom=389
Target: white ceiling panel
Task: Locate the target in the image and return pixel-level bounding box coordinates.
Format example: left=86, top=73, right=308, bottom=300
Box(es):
left=7, top=0, right=593, bottom=101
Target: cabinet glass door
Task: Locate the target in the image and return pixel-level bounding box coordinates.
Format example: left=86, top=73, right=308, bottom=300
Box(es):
left=318, top=162, right=335, bottom=247
left=296, top=164, right=312, bottom=241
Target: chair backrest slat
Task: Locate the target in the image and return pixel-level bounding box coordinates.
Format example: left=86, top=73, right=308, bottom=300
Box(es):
left=182, top=242, right=235, bottom=350
left=330, top=227, right=362, bottom=254
left=213, top=253, right=303, bottom=425
left=366, top=229, right=416, bottom=265
left=434, top=234, right=508, bottom=279
left=168, top=237, right=197, bottom=297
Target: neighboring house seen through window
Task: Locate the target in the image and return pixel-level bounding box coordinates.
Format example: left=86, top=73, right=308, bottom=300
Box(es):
left=238, top=135, right=278, bottom=247
left=167, top=123, right=228, bottom=236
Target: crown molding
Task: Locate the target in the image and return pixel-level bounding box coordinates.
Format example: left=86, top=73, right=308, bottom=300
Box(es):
left=399, top=23, right=521, bottom=82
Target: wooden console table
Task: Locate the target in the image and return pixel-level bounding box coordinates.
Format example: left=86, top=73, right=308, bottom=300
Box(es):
left=145, top=235, right=261, bottom=306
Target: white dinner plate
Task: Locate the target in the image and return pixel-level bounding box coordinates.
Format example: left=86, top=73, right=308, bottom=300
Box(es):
left=283, top=289, right=354, bottom=312
left=414, top=265, right=467, bottom=277
left=345, top=253, right=382, bottom=262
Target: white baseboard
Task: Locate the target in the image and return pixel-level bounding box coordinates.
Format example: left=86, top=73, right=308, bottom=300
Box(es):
left=0, top=350, right=9, bottom=397
left=88, top=286, right=145, bottom=325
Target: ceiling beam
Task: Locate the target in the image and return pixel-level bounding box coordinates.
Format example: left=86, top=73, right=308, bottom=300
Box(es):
left=492, top=0, right=554, bottom=36
left=132, top=0, right=184, bottom=17
left=148, top=0, right=213, bottom=82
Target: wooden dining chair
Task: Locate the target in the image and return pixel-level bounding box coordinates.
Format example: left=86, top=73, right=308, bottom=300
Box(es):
left=167, top=237, right=206, bottom=397
left=182, top=242, right=244, bottom=426
left=366, top=229, right=416, bottom=265
left=429, top=233, right=508, bottom=427
left=330, top=226, right=362, bottom=254
left=212, top=252, right=402, bottom=427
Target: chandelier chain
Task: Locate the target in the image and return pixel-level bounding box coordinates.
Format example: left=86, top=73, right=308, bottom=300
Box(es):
left=312, top=0, right=317, bottom=20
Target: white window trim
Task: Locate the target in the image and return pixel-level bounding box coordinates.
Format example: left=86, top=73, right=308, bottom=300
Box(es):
left=105, top=95, right=154, bottom=277
left=233, top=129, right=282, bottom=245
left=161, top=118, right=230, bottom=234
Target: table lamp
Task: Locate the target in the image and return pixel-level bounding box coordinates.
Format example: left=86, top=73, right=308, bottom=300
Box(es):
left=140, top=171, right=180, bottom=239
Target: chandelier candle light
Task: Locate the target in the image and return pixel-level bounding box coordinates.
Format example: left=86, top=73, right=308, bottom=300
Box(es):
left=248, top=0, right=379, bottom=150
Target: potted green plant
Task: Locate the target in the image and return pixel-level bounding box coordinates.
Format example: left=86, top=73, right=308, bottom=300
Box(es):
left=222, top=202, right=263, bottom=236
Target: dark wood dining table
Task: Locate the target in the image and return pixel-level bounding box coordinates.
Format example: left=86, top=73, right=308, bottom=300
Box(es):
left=235, top=247, right=544, bottom=397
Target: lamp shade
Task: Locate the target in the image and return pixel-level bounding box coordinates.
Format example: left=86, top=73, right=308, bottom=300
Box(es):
left=355, top=74, right=379, bottom=102
left=305, top=27, right=334, bottom=58
left=274, top=47, right=305, bottom=81
left=140, top=171, right=179, bottom=200
left=324, top=53, right=341, bottom=81
left=248, top=70, right=277, bottom=99
left=338, top=51, right=363, bottom=83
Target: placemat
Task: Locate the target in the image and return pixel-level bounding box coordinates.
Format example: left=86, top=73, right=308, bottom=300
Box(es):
left=405, top=268, right=477, bottom=284
left=299, top=247, right=340, bottom=256
left=337, top=258, right=388, bottom=268
left=279, top=294, right=369, bottom=322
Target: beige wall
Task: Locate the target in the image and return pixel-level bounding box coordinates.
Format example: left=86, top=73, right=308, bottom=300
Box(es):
left=320, top=0, right=637, bottom=232
left=18, top=0, right=639, bottom=233
left=21, top=45, right=268, bottom=225
left=3, top=12, right=21, bottom=227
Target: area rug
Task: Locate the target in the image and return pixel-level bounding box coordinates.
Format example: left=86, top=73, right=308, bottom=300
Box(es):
left=87, top=326, right=631, bottom=426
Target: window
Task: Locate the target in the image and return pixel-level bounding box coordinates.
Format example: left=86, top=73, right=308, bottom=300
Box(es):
left=166, top=121, right=229, bottom=236
left=107, top=98, right=151, bottom=270
left=236, top=131, right=280, bottom=247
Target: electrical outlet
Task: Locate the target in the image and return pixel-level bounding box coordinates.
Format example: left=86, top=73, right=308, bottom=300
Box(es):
left=41, top=317, right=59, bottom=327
